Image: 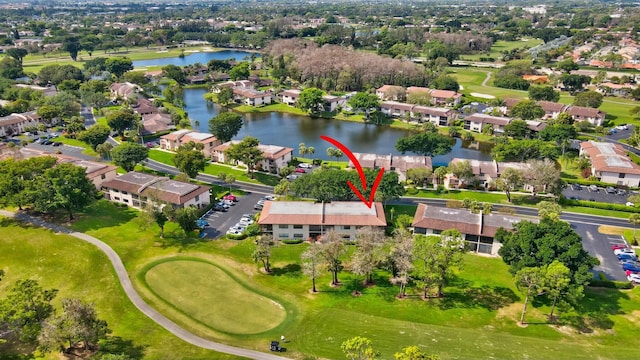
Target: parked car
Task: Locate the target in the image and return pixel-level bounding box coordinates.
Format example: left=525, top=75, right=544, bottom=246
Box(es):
left=223, top=199, right=235, bottom=206
left=213, top=204, right=228, bottom=212
left=626, top=202, right=635, bottom=207
left=609, top=128, right=618, bottom=135
left=617, top=189, right=627, bottom=196
left=286, top=174, right=299, bottom=181
left=52, top=142, right=62, bottom=147
left=239, top=218, right=254, bottom=226
left=589, top=185, right=598, bottom=192
left=295, top=168, right=306, bottom=173
left=614, top=248, right=637, bottom=256
left=616, top=124, right=629, bottom=130
left=617, top=253, right=638, bottom=262
left=622, top=262, right=640, bottom=272
left=216, top=201, right=229, bottom=209
left=628, top=273, right=640, bottom=284
left=254, top=204, right=264, bottom=210
left=41, top=140, right=52, bottom=145
left=226, top=229, right=243, bottom=236
left=606, top=186, right=616, bottom=194
left=612, top=244, right=630, bottom=251
left=223, top=195, right=238, bottom=202
left=298, top=163, right=311, bottom=169
left=263, top=195, right=276, bottom=201
left=232, top=224, right=246, bottom=232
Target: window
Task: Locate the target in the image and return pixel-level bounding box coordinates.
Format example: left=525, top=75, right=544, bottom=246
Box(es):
left=293, top=225, right=303, bottom=229
left=195, top=195, right=200, bottom=202
left=619, top=173, right=626, bottom=178
left=114, top=197, right=120, bottom=201
left=122, top=191, right=128, bottom=195
left=123, top=199, right=129, bottom=203
left=279, top=233, right=289, bottom=238
left=101, top=174, right=106, bottom=180
left=278, top=224, right=289, bottom=229
left=342, top=225, right=351, bottom=230
left=294, top=234, right=304, bottom=238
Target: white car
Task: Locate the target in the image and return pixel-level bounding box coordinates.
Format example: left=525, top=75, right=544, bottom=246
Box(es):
left=627, top=202, right=635, bottom=207
left=628, top=273, right=640, bottom=284
left=226, top=229, right=243, bottom=236
left=263, top=195, right=276, bottom=201
left=239, top=218, right=254, bottom=226
left=615, top=248, right=637, bottom=256
left=223, top=199, right=235, bottom=206
left=232, top=224, right=246, bottom=232
left=298, top=163, right=311, bottom=169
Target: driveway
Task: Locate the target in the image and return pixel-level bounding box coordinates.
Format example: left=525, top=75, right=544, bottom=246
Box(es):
left=27, top=142, right=98, bottom=161
left=200, top=192, right=265, bottom=238
left=572, top=222, right=628, bottom=281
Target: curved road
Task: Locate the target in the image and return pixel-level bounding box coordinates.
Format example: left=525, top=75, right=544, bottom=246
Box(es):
left=0, top=209, right=289, bottom=360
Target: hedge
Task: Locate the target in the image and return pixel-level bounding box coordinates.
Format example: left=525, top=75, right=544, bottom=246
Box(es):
left=589, top=279, right=634, bottom=289
left=226, top=233, right=247, bottom=240
left=281, top=238, right=304, bottom=244
left=560, top=197, right=640, bottom=213
left=562, top=177, right=615, bottom=188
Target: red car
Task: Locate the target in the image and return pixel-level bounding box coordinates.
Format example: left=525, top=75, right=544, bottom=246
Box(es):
left=223, top=195, right=238, bottom=202
left=295, top=168, right=306, bottom=173
left=612, top=244, right=630, bottom=251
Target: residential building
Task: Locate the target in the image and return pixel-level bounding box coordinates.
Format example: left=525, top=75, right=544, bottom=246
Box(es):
left=15, top=84, right=57, bottom=97
left=102, top=171, right=211, bottom=209
left=258, top=201, right=387, bottom=241
left=463, top=113, right=512, bottom=133
left=323, top=95, right=341, bottom=112
left=232, top=87, right=272, bottom=106
left=375, top=85, right=405, bottom=101
left=579, top=141, right=640, bottom=187
left=160, top=130, right=221, bottom=159
left=412, top=204, right=538, bottom=255
left=429, top=89, right=463, bottom=106
left=379, top=101, right=414, bottom=118
left=0, top=111, right=43, bottom=137
left=568, top=106, right=606, bottom=126
left=109, top=82, right=142, bottom=100
left=597, top=82, right=636, bottom=97
left=411, top=106, right=456, bottom=126
left=213, top=141, right=293, bottom=173
left=212, top=80, right=254, bottom=93
left=133, top=98, right=159, bottom=116
left=537, top=101, right=567, bottom=119
left=141, top=113, right=175, bottom=135
left=444, top=158, right=529, bottom=189
left=280, top=89, right=301, bottom=106
left=522, top=75, right=548, bottom=84
left=347, top=153, right=432, bottom=182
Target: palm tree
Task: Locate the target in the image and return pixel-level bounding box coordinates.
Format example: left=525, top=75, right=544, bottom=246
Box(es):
left=629, top=213, right=640, bottom=244
left=298, top=142, right=308, bottom=158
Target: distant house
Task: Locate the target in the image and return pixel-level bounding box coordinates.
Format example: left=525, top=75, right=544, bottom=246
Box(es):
left=133, top=98, right=159, bottom=116
left=160, top=129, right=221, bottom=159
left=140, top=113, right=175, bottom=135
left=522, top=75, right=548, bottom=84
left=537, top=101, right=568, bottom=119
left=0, top=111, right=44, bottom=137
left=379, top=101, right=415, bottom=118
left=412, top=204, right=538, bottom=255
left=597, top=82, right=635, bottom=97
left=429, top=89, right=462, bottom=106
left=323, top=95, right=341, bottom=112
left=258, top=201, right=387, bottom=241
left=568, top=106, right=606, bottom=126
left=580, top=141, right=640, bottom=187
left=212, top=80, right=254, bottom=93
left=109, top=82, right=142, bottom=100
left=102, top=171, right=211, bottom=209
left=375, top=85, right=406, bottom=101
left=347, top=153, right=432, bottom=182
left=232, top=87, right=272, bottom=106
left=411, top=106, right=456, bottom=126
left=406, top=86, right=431, bottom=96
left=280, top=89, right=301, bottom=106
left=213, top=141, right=293, bottom=173
left=15, top=84, right=57, bottom=97
left=463, top=113, right=512, bottom=133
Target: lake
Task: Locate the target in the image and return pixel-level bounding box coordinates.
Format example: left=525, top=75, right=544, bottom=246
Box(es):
left=133, top=50, right=258, bottom=68
left=183, top=88, right=492, bottom=165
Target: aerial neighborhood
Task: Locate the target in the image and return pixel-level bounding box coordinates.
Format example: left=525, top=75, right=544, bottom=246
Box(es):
left=1, top=1, right=640, bottom=359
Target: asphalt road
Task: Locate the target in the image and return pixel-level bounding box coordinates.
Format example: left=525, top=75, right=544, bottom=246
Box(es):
left=562, top=184, right=631, bottom=204
left=0, top=210, right=290, bottom=360
left=573, top=223, right=628, bottom=281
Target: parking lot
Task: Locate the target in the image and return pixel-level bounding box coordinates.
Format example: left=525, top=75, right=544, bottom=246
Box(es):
left=562, top=184, right=632, bottom=204
left=573, top=223, right=628, bottom=281
left=199, top=192, right=267, bottom=238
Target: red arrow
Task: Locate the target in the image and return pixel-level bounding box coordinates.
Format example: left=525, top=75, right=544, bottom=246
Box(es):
left=321, top=135, right=385, bottom=208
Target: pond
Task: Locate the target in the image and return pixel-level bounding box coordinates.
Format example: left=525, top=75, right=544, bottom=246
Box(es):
left=183, top=87, right=492, bottom=166
left=133, top=49, right=258, bottom=68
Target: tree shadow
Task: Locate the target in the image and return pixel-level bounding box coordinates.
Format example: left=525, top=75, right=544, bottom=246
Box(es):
left=0, top=333, right=36, bottom=360
left=98, top=336, right=147, bottom=359
left=158, top=230, right=206, bottom=250
left=556, top=287, right=629, bottom=332
left=68, top=201, right=139, bottom=232
left=270, top=263, right=302, bottom=277
left=437, top=284, right=520, bottom=311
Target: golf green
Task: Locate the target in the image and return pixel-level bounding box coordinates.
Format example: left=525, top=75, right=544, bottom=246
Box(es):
left=144, top=259, right=286, bottom=335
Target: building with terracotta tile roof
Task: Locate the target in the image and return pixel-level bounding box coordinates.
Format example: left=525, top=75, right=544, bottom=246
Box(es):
left=568, top=106, right=606, bottom=126
left=213, top=141, right=293, bottom=173
left=347, top=153, right=432, bottom=182
left=463, top=113, right=512, bottom=133
left=537, top=101, right=568, bottom=119
left=258, top=201, right=386, bottom=241
left=109, top=82, right=142, bottom=100
left=102, top=171, right=211, bottom=209
left=412, top=203, right=538, bottom=254
left=141, top=113, right=175, bottom=135
left=579, top=141, right=640, bottom=187
left=444, top=158, right=529, bottom=189
left=429, top=89, right=462, bottom=106
left=160, top=130, right=221, bottom=159
left=375, top=85, right=406, bottom=101
left=0, top=111, right=44, bottom=137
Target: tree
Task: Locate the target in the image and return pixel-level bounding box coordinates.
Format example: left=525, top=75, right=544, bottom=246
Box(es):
left=96, top=142, right=114, bottom=160
left=33, top=163, right=97, bottom=220
left=539, top=124, right=577, bottom=155
left=174, top=206, right=199, bottom=234
left=433, top=74, right=459, bottom=91
left=496, top=167, right=523, bottom=203
left=523, top=159, right=561, bottom=198
left=174, top=142, right=207, bottom=178
left=510, top=100, right=544, bottom=120
left=406, top=168, right=432, bottom=187
left=406, top=91, right=432, bottom=106
left=62, top=36, right=81, bottom=61
left=629, top=213, right=640, bottom=243
left=77, top=124, right=111, bottom=150
left=106, top=108, right=138, bottom=138
left=448, top=160, right=473, bottom=188
left=140, top=201, right=169, bottom=238
left=341, top=336, right=378, bottom=360
left=504, top=119, right=532, bottom=139
left=413, top=230, right=465, bottom=298
left=302, top=242, right=324, bottom=292
left=225, top=136, right=264, bottom=178
left=217, top=86, right=234, bottom=107
left=298, top=87, right=324, bottom=114
left=0, top=279, right=57, bottom=342
left=0, top=57, right=24, bottom=79
left=326, top=147, right=344, bottom=162
left=111, top=142, right=149, bottom=172
left=556, top=59, right=579, bottom=73
left=515, top=266, right=546, bottom=325
left=395, top=132, right=453, bottom=157
left=560, top=74, right=590, bottom=94
left=545, top=260, right=571, bottom=320
left=252, top=235, right=273, bottom=273
left=390, top=229, right=414, bottom=298
left=208, top=112, right=243, bottom=142
left=603, top=53, right=625, bottom=69
left=161, top=64, right=186, bottom=84
left=491, top=139, right=560, bottom=162
left=573, top=90, right=603, bottom=108
left=351, top=227, right=385, bottom=292
left=537, top=201, right=562, bottom=221
left=528, top=85, right=560, bottom=102
left=38, top=298, right=110, bottom=353
left=273, top=179, right=291, bottom=196
left=319, top=231, right=347, bottom=286
left=394, top=346, right=440, bottom=360
left=36, top=105, right=62, bottom=125
left=6, top=48, right=28, bottom=65
left=38, top=64, right=84, bottom=86
left=229, top=62, right=250, bottom=80
left=497, top=219, right=599, bottom=289
left=348, top=92, right=379, bottom=119
left=105, top=57, right=133, bottom=78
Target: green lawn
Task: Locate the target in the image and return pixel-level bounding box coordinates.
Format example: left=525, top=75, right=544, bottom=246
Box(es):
left=142, top=258, right=287, bottom=335
left=459, top=39, right=544, bottom=61
left=0, top=216, right=238, bottom=360
left=4, top=200, right=640, bottom=359
left=51, top=136, right=99, bottom=157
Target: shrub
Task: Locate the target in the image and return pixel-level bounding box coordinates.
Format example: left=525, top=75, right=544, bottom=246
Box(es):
left=226, top=233, right=247, bottom=240
left=589, top=279, right=633, bottom=289
left=282, top=238, right=304, bottom=244
left=405, top=186, right=419, bottom=195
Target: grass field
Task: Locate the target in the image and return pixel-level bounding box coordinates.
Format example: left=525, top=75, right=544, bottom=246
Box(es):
left=143, top=258, right=287, bottom=335
left=0, top=217, right=238, bottom=360
left=459, top=39, right=544, bottom=62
